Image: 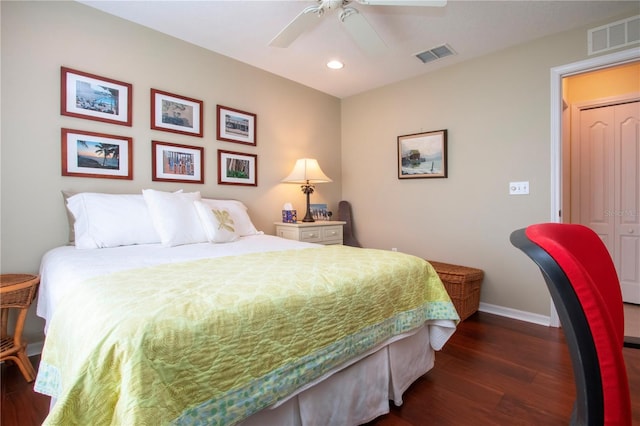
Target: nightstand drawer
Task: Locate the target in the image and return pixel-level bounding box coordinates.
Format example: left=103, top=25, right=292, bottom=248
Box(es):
left=321, top=226, right=343, bottom=241
left=300, top=228, right=323, bottom=243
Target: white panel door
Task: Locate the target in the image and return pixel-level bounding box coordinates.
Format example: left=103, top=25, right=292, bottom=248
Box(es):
left=615, top=102, right=640, bottom=304
left=577, top=101, right=640, bottom=304
left=579, top=107, right=615, bottom=250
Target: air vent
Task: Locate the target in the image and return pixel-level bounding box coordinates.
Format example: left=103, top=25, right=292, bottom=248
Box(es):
left=415, top=44, right=455, bottom=64
left=588, top=15, right=640, bottom=55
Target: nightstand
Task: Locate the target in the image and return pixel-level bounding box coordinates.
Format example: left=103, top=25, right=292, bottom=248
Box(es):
left=274, top=221, right=346, bottom=245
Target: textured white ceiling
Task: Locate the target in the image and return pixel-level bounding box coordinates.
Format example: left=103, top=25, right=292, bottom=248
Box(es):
left=79, top=0, right=639, bottom=98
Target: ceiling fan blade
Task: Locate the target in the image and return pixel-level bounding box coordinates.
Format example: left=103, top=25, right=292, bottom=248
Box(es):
left=340, top=7, right=387, bottom=55
left=355, top=0, right=447, bottom=6
left=269, top=5, right=323, bottom=48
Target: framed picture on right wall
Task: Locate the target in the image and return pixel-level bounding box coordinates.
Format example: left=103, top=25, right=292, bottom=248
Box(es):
left=397, top=129, right=448, bottom=179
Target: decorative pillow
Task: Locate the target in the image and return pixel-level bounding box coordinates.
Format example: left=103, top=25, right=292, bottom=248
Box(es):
left=142, top=189, right=207, bottom=247
left=194, top=201, right=240, bottom=243
left=66, top=192, right=161, bottom=249
left=200, top=198, right=260, bottom=236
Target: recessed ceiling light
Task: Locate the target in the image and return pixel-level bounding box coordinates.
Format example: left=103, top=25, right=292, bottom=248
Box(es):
left=326, top=60, right=344, bottom=70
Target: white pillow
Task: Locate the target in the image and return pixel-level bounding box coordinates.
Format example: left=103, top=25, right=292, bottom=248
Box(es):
left=66, top=193, right=161, bottom=249
left=142, top=189, right=207, bottom=247
left=200, top=199, right=260, bottom=236
left=194, top=201, right=240, bottom=243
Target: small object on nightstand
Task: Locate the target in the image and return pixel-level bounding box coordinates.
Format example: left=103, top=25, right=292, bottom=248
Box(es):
left=0, top=274, right=40, bottom=382
left=282, top=210, right=297, bottom=223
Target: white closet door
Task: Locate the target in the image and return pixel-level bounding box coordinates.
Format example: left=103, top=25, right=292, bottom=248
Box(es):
left=577, top=101, right=640, bottom=303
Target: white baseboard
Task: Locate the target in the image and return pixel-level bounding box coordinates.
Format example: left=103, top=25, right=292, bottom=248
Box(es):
left=479, top=302, right=554, bottom=327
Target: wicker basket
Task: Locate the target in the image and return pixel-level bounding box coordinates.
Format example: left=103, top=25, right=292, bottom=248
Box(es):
left=428, top=261, right=484, bottom=321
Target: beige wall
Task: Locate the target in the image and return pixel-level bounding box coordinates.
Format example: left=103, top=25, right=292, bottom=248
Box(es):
left=1, top=1, right=341, bottom=344
left=341, top=15, right=638, bottom=316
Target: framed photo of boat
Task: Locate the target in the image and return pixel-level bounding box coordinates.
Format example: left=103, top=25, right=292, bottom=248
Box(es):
left=397, top=129, right=447, bottom=179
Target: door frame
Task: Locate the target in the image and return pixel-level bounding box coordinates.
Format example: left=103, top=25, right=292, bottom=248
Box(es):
left=549, top=48, right=639, bottom=327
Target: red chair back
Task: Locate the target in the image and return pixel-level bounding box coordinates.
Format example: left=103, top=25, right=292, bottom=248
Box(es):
left=511, top=223, right=631, bottom=425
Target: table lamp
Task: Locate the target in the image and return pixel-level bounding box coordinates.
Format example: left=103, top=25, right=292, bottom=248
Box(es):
left=282, top=158, right=332, bottom=222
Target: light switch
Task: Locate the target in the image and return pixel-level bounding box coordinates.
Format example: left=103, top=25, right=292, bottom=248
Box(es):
left=509, top=181, right=529, bottom=195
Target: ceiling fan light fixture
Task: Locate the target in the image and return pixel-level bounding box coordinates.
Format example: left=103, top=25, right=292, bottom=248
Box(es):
left=327, top=60, right=345, bottom=69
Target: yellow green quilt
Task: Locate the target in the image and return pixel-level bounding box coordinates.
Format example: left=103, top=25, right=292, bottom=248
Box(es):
left=35, top=246, right=458, bottom=425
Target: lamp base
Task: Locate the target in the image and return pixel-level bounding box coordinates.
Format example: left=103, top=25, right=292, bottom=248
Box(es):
left=301, top=184, right=315, bottom=222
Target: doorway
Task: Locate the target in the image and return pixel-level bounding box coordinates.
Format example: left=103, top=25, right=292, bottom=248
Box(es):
left=549, top=48, right=640, bottom=327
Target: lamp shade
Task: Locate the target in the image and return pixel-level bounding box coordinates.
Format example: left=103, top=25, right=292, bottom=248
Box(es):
left=282, top=158, right=332, bottom=184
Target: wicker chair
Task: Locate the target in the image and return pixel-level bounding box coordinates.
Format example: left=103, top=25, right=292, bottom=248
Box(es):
left=1, top=274, right=40, bottom=382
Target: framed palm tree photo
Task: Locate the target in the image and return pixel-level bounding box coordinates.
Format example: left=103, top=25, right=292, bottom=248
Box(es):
left=61, top=128, right=133, bottom=180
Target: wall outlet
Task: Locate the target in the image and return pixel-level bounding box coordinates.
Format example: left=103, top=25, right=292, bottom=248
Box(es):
left=509, top=181, right=530, bottom=195
left=391, top=248, right=398, bottom=252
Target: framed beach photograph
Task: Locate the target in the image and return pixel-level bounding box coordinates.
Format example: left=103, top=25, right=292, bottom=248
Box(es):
left=218, top=150, right=257, bottom=186
left=61, top=67, right=132, bottom=126
left=61, top=128, right=132, bottom=180
left=397, top=129, right=448, bottom=179
left=216, top=105, right=256, bottom=146
left=152, top=141, right=204, bottom=184
left=151, top=89, right=203, bottom=137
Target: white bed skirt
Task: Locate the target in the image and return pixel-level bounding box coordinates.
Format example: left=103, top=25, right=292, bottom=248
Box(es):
left=239, top=323, right=435, bottom=426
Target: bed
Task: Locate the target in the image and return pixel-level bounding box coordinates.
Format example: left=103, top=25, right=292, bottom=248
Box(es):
left=34, top=190, right=459, bottom=425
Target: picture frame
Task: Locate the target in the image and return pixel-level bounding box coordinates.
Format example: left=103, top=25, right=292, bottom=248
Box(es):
left=397, top=129, right=448, bottom=179
left=218, top=150, right=257, bottom=186
left=61, top=67, right=132, bottom=126
left=61, top=128, right=132, bottom=180
left=151, top=89, right=203, bottom=137
left=310, top=203, right=330, bottom=221
left=216, top=105, right=256, bottom=146
left=152, top=141, right=204, bottom=184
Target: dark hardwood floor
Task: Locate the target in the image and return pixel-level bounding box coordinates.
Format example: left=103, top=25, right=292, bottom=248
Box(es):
left=2, top=312, right=639, bottom=425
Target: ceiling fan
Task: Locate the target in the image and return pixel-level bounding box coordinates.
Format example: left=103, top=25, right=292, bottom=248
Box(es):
left=269, top=0, right=447, bottom=56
